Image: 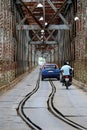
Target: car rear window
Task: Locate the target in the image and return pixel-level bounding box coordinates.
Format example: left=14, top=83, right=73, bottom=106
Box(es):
left=45, top=65, right=56, bottom=69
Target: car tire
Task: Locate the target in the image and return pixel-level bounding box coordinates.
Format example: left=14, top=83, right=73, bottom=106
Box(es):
left=57, top=77, right=60, bottom=80
left=41, top=76, right=44, bottom=81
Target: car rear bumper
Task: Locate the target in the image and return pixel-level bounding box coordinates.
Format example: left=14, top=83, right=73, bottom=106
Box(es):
left=42, top=73, right=60, bottom=78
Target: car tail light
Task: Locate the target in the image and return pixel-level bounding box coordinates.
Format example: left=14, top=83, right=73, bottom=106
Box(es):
left=56, top=65, right=58, bottom=68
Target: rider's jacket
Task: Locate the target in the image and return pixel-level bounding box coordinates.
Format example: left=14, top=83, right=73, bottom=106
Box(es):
left=60, top=65, right=72, bottom=76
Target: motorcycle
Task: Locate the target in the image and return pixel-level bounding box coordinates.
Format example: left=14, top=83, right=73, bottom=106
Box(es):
left=62, top=75, right=72, bottom=89
left=60, top=67, right=74, bottom=89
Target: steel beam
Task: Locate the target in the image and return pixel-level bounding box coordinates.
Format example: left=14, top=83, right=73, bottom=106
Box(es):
left=29, top=41, right=57, bottom=44
left=16, top=24, right=70, bottom=30
left=19, top=0, right=43, bottom=29
left=45, top=0, right=68, bottom=28
left=47, top=0, right=69, bottom=25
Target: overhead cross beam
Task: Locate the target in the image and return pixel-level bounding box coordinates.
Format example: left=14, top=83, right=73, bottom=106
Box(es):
left=30, top=41, right=57, bottom=44
left=16, top=24, right=70, bottom=45
left=16, top=25, right=70, bottom=30
left=15, top=0, right=71, bottom=46
left=46, top=0, right=69, bottom=28
left=19, top=0, right=43, bottom=29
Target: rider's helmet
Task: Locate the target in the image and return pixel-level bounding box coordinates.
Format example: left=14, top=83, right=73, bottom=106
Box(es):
left=64, top=61, right=67, bottom=65
left=64, top=61, right=69, bottom=65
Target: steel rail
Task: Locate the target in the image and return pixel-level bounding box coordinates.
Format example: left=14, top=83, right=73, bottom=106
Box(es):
left=17, top=73, right=43, bottom=130
left=48, top=80, right=87, bottom=130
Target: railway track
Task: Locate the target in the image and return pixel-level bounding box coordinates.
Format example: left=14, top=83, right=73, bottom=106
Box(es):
left=17, top=76, right=87, bottom=130
left=17, top=73, right=42, bottom=130
left=48, top=80, right=87, bottom=130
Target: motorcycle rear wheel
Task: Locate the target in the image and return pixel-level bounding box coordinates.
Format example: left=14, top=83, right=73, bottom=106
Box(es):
left=66, top=82, right=69, bottom=89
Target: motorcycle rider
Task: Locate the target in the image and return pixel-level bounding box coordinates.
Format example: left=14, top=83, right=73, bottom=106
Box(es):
left=60, top=61, right=73, bottom=85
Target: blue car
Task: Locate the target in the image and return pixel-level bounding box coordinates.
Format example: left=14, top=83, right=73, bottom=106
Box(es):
left=41, top=63, right=60, bottom=81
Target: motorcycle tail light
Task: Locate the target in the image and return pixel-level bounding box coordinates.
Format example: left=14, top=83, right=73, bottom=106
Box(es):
left=64, top=76, right=69, bottom=78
